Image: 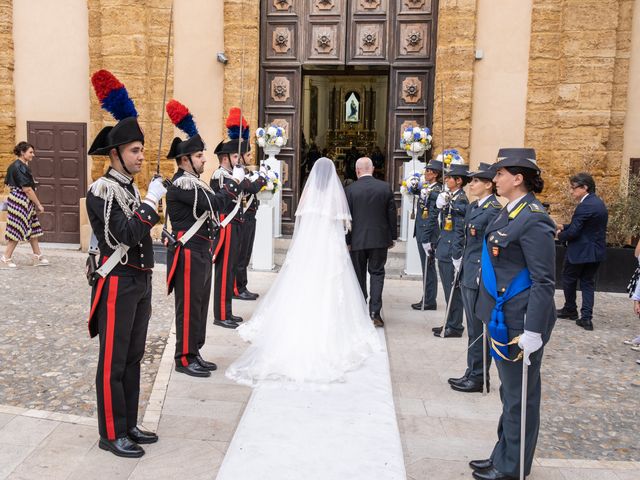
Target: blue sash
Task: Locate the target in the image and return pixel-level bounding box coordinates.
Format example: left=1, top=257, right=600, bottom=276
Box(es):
left=481, top=239, right=532, bottom=361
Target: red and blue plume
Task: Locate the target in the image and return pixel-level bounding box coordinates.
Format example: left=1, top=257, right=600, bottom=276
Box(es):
left=91, top=70, right=138, bottom=120
left=166, top=99, right=198, bottom=138
left=225, top=107, right=250, bottom=141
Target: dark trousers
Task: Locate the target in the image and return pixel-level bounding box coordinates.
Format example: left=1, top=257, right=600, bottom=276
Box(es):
left=350, top=247, right=388, bottom=315
left=214, top=222, right=240, bottom=321
left=172, top=245, right=212, bottom=366
left=438, top=261, right=464, bottom=332
left=417, top=240, right=438, bottom=306
left=562, top=260, right=600, bottom=321
left=491, top=348, right=543, bottom=477
left=94, top=273, right=152, bottom=440
left=461, top=285, right=491, bottom=382
left=234, top=214, right=256, bottom=294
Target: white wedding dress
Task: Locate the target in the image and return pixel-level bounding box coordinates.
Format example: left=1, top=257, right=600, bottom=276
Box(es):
left=226, top=158, right=381, bottom=387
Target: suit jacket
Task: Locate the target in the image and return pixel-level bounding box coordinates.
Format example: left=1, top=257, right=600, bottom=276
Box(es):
left=414, top=182, right=442, bottom=245
left=558, top=194, right=608, bottom=264
left=475, top=193, right=557, bottom=343
left=345, top=175, right=397, bottom=250
left=460, top=195, right=502, bottom=289
left=435, top=189, right=468, bottom=263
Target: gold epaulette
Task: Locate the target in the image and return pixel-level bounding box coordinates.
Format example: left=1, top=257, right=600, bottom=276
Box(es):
left=508, top=202, right=527, bottom=220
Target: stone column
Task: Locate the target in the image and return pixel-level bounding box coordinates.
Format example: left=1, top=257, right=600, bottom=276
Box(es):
left=0, top=0, right=15, bottom=190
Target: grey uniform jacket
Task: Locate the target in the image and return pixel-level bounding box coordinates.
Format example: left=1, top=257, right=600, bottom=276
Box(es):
left=435, top=189, right=468, bottom=263
left=460, top=195, right=502, bottom=290
left=474, top=193, right=557, bottom=343
left=414, top=182, right=442, bottom=245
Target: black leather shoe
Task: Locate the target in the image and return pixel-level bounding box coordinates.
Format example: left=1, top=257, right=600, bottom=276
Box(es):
left=557, top=308, right=578, bottom=320
left=447, top=375, right=468, bottom=386
left=128, top=426, right=158, bottom=444
left=472, top=466, right=517, bottom=480
left=435, top=328, right=463, bottom=338
left=233, top=290, right=258, bottom=301
left=245, top=289, right=259, bottom=298
left=230, top=314, right=244, bottom=323
left=99, top=436, right=145, bottom=458
left=214, top=319, right=239, bottom=329
left=175, top=362, right=211, bottom=377
left=196, top=354, right=218, bottom=371
left=432, top=326, right=443, bottom=334
left=450, top=378, right=489, bottom=393
left=411, top=301, right=437, bottom=310
left=577, top=318, right=594, bottom=330
left=469, top=459, right=493, bottom=471
left=370, top=312, right=384, bottom=328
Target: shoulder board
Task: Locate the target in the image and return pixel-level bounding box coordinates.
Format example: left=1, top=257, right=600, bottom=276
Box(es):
left=528, top=203, right=545, bottom=213
left=173, top=175, right=213, bottom=192
left=89, top=177, right=122, bottom=201
left=508, top=202, right=528, bottom=220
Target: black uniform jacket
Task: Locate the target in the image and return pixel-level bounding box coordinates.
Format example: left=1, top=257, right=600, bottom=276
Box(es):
left=475, top=193, right=557, bottom=343
left=86, top=168, right=159, bottom=276
left=166, top=168, right=239, bottom=246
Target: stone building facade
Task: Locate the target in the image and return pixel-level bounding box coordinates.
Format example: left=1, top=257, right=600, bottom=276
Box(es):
left=1, top=0, right=639, bottom=242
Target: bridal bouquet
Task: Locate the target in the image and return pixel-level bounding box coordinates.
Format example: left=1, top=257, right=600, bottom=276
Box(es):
left=400, top=172, right=425, bottom=200
left=400, top=126, right=432, bottom=155
left=256, top=125, right=287, bottom=148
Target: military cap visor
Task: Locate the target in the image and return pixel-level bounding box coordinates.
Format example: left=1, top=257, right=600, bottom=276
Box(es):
left=468, top=162, right=496, bottom=180
left=444, top=163, right=471, bottom=178
left=424, top=159, right=443, bottom=172
left=88, top=117, right=144, bottom=155
left=494, top=148, right=539, bottom=172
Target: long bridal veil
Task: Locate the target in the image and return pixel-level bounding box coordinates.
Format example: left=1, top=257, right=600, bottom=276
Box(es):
left=226, top=157, right=381, bottom=387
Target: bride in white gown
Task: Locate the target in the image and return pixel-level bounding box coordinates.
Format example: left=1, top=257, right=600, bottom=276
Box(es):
left=226, top=157, right=381, bottom=387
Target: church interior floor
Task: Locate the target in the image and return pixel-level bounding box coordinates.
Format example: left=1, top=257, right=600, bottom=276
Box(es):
left=0, top=247, right=638, bottom=479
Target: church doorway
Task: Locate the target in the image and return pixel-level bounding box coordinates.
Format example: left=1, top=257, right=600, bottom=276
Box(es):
left=299, top=71, right=389, bottom=191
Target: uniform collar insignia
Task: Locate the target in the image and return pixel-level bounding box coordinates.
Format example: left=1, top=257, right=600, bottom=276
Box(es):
left=107, top=167, right=133, bottom=185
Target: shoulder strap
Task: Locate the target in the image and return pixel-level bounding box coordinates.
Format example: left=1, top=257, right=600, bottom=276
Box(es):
left=178, top=212, right=209, bottom=245
left=95, top=244, right=130, bottom=278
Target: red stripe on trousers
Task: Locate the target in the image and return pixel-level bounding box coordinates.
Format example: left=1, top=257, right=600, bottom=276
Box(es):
left=104, top=276, right=119, bottom=440
left=234, top=279, right=239, bottom=296
left=166, top=244, right=182, bottom=292
left=182, top=249, right=191, bottom=367
left=87, top=256, right=109, bottom=334
left=220, top=225, right=232, bottom=320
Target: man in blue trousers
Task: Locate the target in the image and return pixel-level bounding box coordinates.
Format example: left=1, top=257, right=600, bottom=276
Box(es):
left=556, top=173, right=608, bottom=331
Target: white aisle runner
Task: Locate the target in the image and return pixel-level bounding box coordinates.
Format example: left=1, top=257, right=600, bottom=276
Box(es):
left=216, top=330, right=406, bottom=480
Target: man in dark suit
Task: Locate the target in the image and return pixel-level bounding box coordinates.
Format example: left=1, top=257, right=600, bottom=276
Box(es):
left=556, top=173, right=608, bottom=331
left=346, top=157, right=398, bottom=327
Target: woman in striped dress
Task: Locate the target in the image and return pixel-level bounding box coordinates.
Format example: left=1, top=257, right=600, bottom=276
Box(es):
left=1, top=142, right=49, bottom=268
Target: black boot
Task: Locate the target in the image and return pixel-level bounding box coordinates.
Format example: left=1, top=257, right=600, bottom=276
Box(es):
left=233, top=290, right=258, bottom=301
left=411, top=300, right=437, bottom=310
left=469, top=459, right=493, bottom=471
left=230, top=314, right=244, bottom=323
left=577, top=318, right=594, bottom=330
left=450, top=378, right=489, bottom=393
left=447, top=374, right=468, bottom=386
left=175, top=362, right=211, bottom=377
left=214, top=319, right=239, bottom=329
left=196, top=354, right=218, bottom=371
left=99, top=436, right=145, bottom=458
left=556, top=307, right=578, bottom=320
left=128, top=426, right=158, bottom=444
left=370, top=312, right=384, bottom=328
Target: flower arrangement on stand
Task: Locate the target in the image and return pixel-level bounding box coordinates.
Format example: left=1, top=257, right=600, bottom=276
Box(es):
left=400, top=172, right=425, bottom=200
left=438, top=149, right=465, bottom=169
left=256, top=125, right=287, bottom=150
left=255, top=167, right=280, bottom=202
left=400, top=126, right=432, bottom=156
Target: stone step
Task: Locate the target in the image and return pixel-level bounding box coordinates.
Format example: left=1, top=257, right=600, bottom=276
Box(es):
left=273, top=237, right=418, bottom=279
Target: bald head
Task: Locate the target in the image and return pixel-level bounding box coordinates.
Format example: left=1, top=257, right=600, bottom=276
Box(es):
left=355, top=157, right=374, bottom=178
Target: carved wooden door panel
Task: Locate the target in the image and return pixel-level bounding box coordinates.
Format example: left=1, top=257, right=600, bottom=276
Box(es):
left=347, top=0, right=390, bottom=65
left=303, top=0, right=348, bottom=65
left=386, top=0, right=437, bottom=192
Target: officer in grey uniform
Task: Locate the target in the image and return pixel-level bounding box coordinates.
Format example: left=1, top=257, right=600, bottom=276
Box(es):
left=469, top=148, right=556, bottom=480
left=449, top=162, right=502, bottom=393
left=433, top=162, right=469, bottom=337
left=412, top=158, right=443, bottom=310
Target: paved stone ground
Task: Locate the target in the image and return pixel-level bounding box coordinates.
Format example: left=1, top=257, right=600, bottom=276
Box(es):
left=0, top=247, right=174, bottom=419
left=0, top=247, right=638, bottom=479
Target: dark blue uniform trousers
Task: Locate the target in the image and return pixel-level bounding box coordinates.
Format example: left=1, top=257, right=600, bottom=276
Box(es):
left=460, top=285, right=491, bottom=382
left=438, top=260, right=464, bottom=332
left=491, top=348, right=543, bottom=477
left=417, top=241, right=438, bottom=306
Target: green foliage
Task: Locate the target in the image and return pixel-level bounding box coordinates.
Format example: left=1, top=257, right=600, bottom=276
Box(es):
left=606, top=174, right=640, bottom=248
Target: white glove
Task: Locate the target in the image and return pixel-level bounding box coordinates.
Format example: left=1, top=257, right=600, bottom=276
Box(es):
left=436, top=191, right=450, bottom=209
left=422, top=242, right=431, bottom=253
left=518, top=330, right=543, bottom=366
left=145, top=177, right=167, bottom=205
left=232, top=165, right=245, bottom=183
left=452, top=257, right=462, bottom=273
left=259, top=165, right=269, bottom=177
